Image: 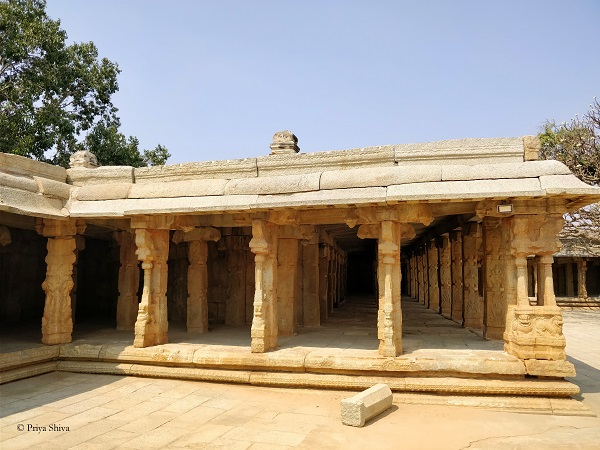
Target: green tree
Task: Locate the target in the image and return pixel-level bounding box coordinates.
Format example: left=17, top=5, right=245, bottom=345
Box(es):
left=0, top=0, right=170, bottom=167
left=539, top=98, right=600, bottom=186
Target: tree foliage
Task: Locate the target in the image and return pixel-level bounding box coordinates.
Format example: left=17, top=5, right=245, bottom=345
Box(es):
left=539, top=98, right=600, bottom=186
left=0, top=0, right=170, bottom=167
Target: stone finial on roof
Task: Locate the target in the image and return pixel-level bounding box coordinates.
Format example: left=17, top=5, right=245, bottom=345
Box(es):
left=270, top=130, right=300, bottom=155
left=69, top=150, right=99, bottom=169
left=523, top=135, right=540, bottom=161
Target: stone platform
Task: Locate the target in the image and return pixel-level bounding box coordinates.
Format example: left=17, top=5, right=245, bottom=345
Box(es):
left=0, top=297, right=579, bottom=398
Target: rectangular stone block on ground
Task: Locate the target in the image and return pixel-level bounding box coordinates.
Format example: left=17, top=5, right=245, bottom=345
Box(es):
left=341, top=383, right=393, bottom=427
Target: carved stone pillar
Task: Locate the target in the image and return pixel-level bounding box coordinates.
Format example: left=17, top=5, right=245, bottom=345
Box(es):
left=37, top=219, right=85, bottom=345
left=483, top=217, right=509, bottom=340
left=250, top=219, right=278, bottom=352
left=412, top=253, right=418, bottom=300
left=131, top=216, right=172, bottom=348
left=331, top=250, right=338, bottom=308
left=577, top=259, right=588, bottom=299
left=417, top=251, right=424, bottom=304
left=226, top=234, right=249, bottom=326
left=277, top=238, right=299, bottom=336
left=114, top=230, right=139, bottom=330
left=318, top=244, right=330, bottom=320
left=565, top=261, right=575, bottom=297
left=450, top=231, right=463, bottom=323
left=302, top=237, right=320, bottom=327
left=439, top=234, right=452, bottom=318
left=173, top=227, right=220, bottom=333
left=377, top=221, right=402, bottom=356
left=504, top=214, right=569, bottom=362
left=462, top=223, right=483, bottom=329
left=538, top=254, right=557, bottom=307
left=427, top=240, right=440, bottom=313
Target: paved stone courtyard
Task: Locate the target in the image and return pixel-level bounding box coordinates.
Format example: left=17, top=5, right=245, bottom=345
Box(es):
left=1, top=309, right=599, bottom=450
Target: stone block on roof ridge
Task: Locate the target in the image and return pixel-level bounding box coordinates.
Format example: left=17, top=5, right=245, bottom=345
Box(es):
left=257, top=146, right=395, bottom=176
left=134, top=158, right=258, bottom=182
left=67, top=166, right=134, bottom=186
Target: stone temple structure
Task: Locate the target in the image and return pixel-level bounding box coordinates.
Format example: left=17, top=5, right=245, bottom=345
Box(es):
left=1, top=132, right=600, bottom=399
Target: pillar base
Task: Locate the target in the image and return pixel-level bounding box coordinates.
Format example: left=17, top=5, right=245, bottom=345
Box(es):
left=483, top=326, right=504, bottom=340
left=250, top=332, right=277, bottom=353
left=134, top=332, right=168, bottom=348
left=41, top=333, right=72, bottom=345
left=187, top=327, right=208, bottom=334
left=503, top=305, right=566, bottom=361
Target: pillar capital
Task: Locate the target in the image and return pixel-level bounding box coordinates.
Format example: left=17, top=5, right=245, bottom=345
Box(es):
left=510, top=214, right=563, bottom=257
left=172, top=227, right=221, bottom=244
left=130, top=215, right=174, bottom=230
left=36, top=218, right=86, bottom=238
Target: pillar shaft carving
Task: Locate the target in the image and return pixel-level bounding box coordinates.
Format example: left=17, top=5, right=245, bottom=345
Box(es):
left=302, top=240, right=320, bottom=327
left=115, top=230, right=139, bottom=330
left=277, top=238, right=299, bottom=336
left=173, top=227, right=220, bottom=332
left=483, top=217, right=510, bottom=340
left=133, top=228, right=170, bottom=347
left=450, top=231, right=463, bottom=323
left=462, top=223, right=483, bottom=329
left=504, top=214, right=567, bottom=361
left=417, top=251, right=425, bottom=305
left=427, top=240, right=440, bottom=312
left=187, top=240, right=209, bottom=332
left=318, top=245, right=330, bottom=320
left=565, top=262, right=575, bottom=297
left=250, top=219, right=278, bottom=352
left=377, top=221, right=406, bottom=357
left=577, top=260, right=588, bottom=299
left=37, top=219, right=85, bottom=345
left=439, top=235, right=452, bottom=318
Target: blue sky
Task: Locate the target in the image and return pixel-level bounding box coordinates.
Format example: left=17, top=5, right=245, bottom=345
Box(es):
left=45, top=1, right=599, bottom=164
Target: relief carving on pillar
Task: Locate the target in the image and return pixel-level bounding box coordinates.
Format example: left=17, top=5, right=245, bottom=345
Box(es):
left=462, top=223, right=483, bottom=328
left=481, top=218, right=512, bottom=339
left=133, top=228, right=170, bottom=348
left=37, top=219, right=85, bottom=345
left=504, top=305, right=566, bottom=360
left=41, top=237, right=77, bottom=344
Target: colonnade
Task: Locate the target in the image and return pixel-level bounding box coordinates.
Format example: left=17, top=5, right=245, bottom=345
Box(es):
left=406, top=222, right=484, bottom=331
left=34, top=217, right=349, bottom=353
left=405, top=214, right=569, bottom=361
left=34, top=212, right=571, bottom=363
